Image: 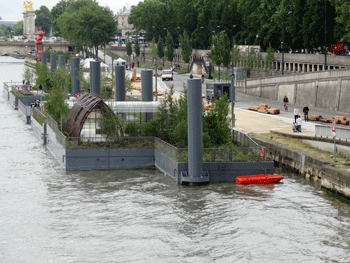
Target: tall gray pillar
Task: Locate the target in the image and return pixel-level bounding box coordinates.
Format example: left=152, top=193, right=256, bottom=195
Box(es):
left=58, top=55, right=65, bottom=67
left=90, top=60, right=101, bottom=95
left=141, top=69, right=153, bottom=102
left=115, top=65, right=125, bottom=101
left=50, top=54, right=57, bottom=73
left=187, top=78, right=203, bottom=182
left=41, top=52, right=47, bottom=66
left=71, top=57, right=80, bottom=96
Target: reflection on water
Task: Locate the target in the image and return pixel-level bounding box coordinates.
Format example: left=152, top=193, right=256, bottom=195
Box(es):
left=1, top=57, right=350, bottom=262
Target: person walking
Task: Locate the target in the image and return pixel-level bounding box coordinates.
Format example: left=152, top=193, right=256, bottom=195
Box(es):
left=294, top=106, right=300, bottom=123
left=303, top=104, right=309, bottom=122
left=283, top=95, right=289, bottom=111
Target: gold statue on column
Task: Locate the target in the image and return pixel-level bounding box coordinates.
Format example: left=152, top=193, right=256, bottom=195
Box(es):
left=23, top=1, right=34, bottom=12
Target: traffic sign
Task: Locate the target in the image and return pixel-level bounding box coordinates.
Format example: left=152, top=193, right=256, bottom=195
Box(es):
left=75, top=93, right=81, bottom=99
left=332, top=117, right=336, bottom=136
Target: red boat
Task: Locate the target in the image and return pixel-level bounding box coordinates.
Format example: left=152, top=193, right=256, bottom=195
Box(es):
left=235, top=174, right=284, bottom=184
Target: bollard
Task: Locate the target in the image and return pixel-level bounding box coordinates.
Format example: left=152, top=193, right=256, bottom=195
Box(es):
left=50, top=54, right=57, bottom=73
left=90, top=60, right=101, bottom=95
left=115, top=65, right=125, bottom=101
left=41, top=52, right=47, bottom=66
left=58, top=55, right=65, bottom=67
left=71, top=57, right=80, bottom=96
left=187, top=78, right=203, bottom=183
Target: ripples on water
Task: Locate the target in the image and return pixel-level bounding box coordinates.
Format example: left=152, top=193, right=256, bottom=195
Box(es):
left=0, top=57, right=350, bottom=262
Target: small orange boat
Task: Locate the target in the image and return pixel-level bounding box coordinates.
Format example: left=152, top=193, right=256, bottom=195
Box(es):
left=235, top=174, right=284, bottom=184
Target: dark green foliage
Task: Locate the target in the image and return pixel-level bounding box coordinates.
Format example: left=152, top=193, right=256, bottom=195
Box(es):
left=157, top=36, right=164, bottom=60
left=14, top=21, right=23, bottom=36
left=129, top=0, right=342, bottom=52
left=179, top=30, right=192, bottom=68
left=134, top=35, right=140, bottom=58
left=141, top=85, right=231, bottom=148
left=202, top=94, right=231, bottom=146
left=125, top=122, right=139, bottom=136
left=34, top=62, right=53, bottom=90
left=35, top=6, right=52, bottom=35
left=126, top=40, right=133, bottom=59
left=57, top=0, right=117, bottom=58
left=165, top=31, right=174, bottom=62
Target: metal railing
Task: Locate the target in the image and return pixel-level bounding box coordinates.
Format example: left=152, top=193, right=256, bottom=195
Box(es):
left=177, top=147, right=264, bottom=163
left=18, top=100, right=32, bottom=124
left=66, top=136, right=155, bottom=150
left=315, top=124, right=350, bottom=141
left=46, top=114, right=67, bottom=148
left=235, top=80, right=244, bottom=87
left=231, top=128, right=262, bottom=148
left=154, top=137, right=178, bottom=161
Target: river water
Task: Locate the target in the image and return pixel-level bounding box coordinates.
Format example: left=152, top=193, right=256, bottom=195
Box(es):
left=1, top=56, right=350, bottom=262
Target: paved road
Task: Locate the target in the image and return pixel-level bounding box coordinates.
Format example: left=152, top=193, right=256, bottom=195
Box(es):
left=97, top=51, right=350, bottom=128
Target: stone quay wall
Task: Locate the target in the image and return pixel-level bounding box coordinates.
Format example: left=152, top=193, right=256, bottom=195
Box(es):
left=241, top=68, right=350, bottom=114
left=253, top=136, right=350, bottom=198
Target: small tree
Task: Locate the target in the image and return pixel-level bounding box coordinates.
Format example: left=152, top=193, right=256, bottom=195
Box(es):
left=208, top=32, right=230, bottom=81
left=165, top=31, right=174, bottom=66
left=134, top=34, right=140, bottom=64
left=256, top=52, right=263, bottom=68
left=126, top=39, right=133, bottom=62
left=179, top=30, right=192, bottom=70
left=265, top=44, right=275, bottom=69
left=22, top=67, right=35, bottom=84
left=149, top=37, right=158, bottom=64
left=45, top=67, right=70, bottom=125
left=34, top=62, right=53, bottom=90
left=231, top=38, right=240, bottom=67
left=157, top=36, right=164, bottom=65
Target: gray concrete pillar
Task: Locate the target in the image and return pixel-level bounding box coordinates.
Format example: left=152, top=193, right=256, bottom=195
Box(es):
left=187, top=78, right=203, bottom=182
left=71, top=57, right=80, bottom=96
left=50, top=54, right=57, bottom=73
left=90, top=60, right=101, bottom=95
left=41, top=52, right=47, bottom=66
left=141, top=70, right=153, bottom=102
left=58, top=55, right=65, bottom=67
left=115, top=65, right=125, bottom=101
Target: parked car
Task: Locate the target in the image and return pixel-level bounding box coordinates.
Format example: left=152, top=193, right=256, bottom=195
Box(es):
left=162, top=69, right=173, bottom=81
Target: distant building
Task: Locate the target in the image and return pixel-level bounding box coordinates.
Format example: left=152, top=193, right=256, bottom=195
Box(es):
left=0, top=20, right=20, bottom=27
left=116, top=5, right=134, bottom=37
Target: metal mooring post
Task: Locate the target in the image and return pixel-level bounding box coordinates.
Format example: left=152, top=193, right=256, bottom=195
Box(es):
left=187, top=78, right=203, bottom=183
left=115, top=65, right=125, bottom=101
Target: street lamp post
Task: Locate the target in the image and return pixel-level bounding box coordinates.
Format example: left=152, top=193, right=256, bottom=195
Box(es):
left=281, top=41, right=284, bottom=75
left=155, top=57, right=158, bottom=101
left=324, top=0, right=328, bottom=70
left=276, top=10, right=292, bottom=75
left=231, top=64, right=235, bottom=128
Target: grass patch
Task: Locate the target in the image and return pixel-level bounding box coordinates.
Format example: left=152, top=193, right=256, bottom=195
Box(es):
left=33, top=109, right=46, bottom=125
left=178, top=68, right=190, bottom=74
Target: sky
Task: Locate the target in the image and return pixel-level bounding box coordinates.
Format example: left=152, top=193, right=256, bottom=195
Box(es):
left=0, top=0, right=143, bottom=21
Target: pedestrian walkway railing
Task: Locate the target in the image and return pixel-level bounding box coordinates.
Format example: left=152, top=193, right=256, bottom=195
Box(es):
left=155, top=137, right=178, bottom=161
left=235, top=80, right=244, bottom=87
left=18, top=100, right=32, bottom=124
left=177, top=147, right=263, bottom=162
left=66, top=136, right=155, bottom=150
left=315, top=124, right=350, bottom=141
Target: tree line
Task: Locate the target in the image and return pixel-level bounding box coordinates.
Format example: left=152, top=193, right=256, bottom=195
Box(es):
left=129, top=0, right=349, bottom=52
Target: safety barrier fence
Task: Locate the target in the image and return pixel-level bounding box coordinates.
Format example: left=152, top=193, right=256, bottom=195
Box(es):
left=315, top=124, right=350, bottom=141
left=18, top=100, right=32, bottom=124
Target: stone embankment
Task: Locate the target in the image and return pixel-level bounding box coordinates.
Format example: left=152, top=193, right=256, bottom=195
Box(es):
left=253, top=135, right=350, bottom=198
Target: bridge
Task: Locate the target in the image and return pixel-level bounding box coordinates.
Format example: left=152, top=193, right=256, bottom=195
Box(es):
left=0, top=41, right=72, bottom=56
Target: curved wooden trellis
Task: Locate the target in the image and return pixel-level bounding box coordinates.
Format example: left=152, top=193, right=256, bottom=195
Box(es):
left=65, top=93, right=111, bottom=137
